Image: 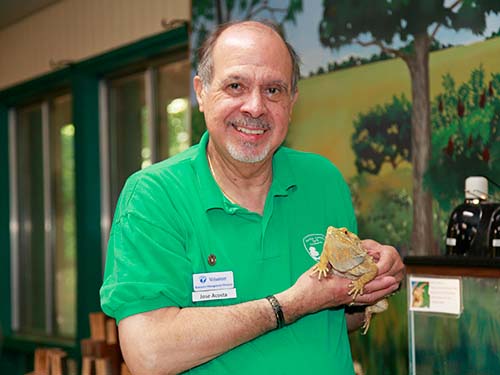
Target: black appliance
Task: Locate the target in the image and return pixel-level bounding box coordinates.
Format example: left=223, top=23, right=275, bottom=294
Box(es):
left=490, top=206, right=500, bottom=257
left=445, top=176, right=500, bottom=257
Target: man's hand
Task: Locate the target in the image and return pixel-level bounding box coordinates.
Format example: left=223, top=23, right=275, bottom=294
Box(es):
left=361, top=239, right=405, bottom=296
left=275, top=256, right=401, bottom=327
left=276, top=239, right=404, bottom=333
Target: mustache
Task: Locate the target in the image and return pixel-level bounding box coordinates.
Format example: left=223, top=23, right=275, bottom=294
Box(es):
left=228, top=117, right=270, bottom=129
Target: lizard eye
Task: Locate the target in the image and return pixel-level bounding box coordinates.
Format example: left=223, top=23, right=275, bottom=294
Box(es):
left=344, top=230, right=348, bottom=235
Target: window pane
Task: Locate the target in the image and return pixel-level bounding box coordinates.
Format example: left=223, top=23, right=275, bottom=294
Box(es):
left=16, top=105, right=46, bottom=335
left=108, top=73, right=146, bottom=209
left=50, top=94, right=76, bottom=338
left=157, top=58, right=191, bottom=160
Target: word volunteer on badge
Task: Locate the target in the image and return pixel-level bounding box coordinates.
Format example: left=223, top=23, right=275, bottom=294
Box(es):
left=192, top=271, right=237, bottom=302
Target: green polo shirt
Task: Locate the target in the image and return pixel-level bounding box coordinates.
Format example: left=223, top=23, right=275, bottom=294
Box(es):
left=100, top=132, right=357, bottom=374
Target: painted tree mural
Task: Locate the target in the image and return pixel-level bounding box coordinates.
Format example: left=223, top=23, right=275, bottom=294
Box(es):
left=319, top=0, right=500, bottom=255
left=352, top=94, right=412, bottom=175
left=193, top=0, right=303, bottom=25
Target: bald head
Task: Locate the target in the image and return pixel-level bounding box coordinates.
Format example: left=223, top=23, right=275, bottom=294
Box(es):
left=197, top=20, right=301, bottom=93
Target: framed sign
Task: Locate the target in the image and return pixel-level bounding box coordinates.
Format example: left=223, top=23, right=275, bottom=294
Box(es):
left=408, top=275, right=463, bottom=316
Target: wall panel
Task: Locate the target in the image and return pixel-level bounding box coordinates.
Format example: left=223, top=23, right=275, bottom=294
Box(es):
left=0, top=0, right=190, bottom=89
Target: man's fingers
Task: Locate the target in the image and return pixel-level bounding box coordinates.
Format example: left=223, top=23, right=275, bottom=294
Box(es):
left=362, top=276, right=397, bottom=294
left=354, top=281, right=400, bottom=305
left=361, top=239, right=405, bottom=283
left=361, top=239, right=383, bottom=260
left=378, top=247, right=403, bottom=276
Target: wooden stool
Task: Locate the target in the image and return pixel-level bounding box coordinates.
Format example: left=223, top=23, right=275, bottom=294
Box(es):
left=26, top=347, right=67, bottom=375
left=81, top=313, right=122, bottom=375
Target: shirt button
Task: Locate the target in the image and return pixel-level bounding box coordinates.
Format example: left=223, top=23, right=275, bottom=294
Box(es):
left=208, top=254, right=217, bottom=266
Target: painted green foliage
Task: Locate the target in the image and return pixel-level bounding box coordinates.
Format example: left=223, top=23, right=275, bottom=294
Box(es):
left=354, top=185, right=413, bottom=252
left=427, top=68, right=500, bottom=208
left=352, top=95, right=412, bottom=175
left=191, top=0, right=303, bottom=64
left=319, top=0, right=500, bottom=49
left=352, top=66, right=500, bottom=210
left=192, top=0, right=303, bottom=26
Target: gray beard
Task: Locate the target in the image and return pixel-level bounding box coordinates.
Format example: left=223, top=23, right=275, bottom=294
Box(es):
left=226, top=140, right=272, bottom=163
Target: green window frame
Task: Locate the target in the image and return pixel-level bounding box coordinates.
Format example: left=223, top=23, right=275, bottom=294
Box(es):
left=99, top=53, right=191, bottom=256
left=9, top=93, right=77, bottom=340
left=0, top=24, right=189, bottom=375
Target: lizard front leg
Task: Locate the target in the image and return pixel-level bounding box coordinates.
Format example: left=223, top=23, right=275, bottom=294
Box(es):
left=348, top=267, right=377, bottom=301
left=310, top=251, right=331, bottom=280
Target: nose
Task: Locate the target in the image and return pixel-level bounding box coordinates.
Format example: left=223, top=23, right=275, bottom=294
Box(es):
left=240, top=88, right=266, bottom=118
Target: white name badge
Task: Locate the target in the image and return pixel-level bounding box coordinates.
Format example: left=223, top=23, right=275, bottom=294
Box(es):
left=192, top=288, right=237, bottom=302
left=193, top=271, right=234, bottom=291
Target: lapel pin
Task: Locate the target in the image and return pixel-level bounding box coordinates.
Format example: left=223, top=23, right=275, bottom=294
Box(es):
left=208, top=254, right=217, bottom=266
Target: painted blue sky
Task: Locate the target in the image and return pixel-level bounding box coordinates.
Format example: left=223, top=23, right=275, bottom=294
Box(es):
left=190, top=1, right=500, bottom=79
left=281, top=1, right=500, bottom=76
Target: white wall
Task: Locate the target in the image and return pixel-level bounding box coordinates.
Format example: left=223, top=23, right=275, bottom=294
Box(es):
left=0, top=0, right=191, bottom=90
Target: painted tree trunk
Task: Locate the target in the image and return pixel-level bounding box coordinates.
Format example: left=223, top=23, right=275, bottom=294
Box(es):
left=405, top=34, right=437, bottom=255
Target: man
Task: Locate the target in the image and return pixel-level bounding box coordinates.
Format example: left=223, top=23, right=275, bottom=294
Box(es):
left=100, top=20, right=404, bottom=374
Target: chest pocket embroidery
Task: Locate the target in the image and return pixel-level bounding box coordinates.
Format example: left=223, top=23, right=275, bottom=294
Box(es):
left=302, top=233, right=325, bottom=261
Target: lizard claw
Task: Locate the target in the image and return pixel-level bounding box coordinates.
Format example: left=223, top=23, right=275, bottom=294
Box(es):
left=347, top=280, right=364, bottom=301
left=310, top=265, right=328, bottom=280
left=361, top=311, right=373, bottom=335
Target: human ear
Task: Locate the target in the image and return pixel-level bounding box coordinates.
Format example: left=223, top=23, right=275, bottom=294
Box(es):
left=193, top=76, right=205, bottom=112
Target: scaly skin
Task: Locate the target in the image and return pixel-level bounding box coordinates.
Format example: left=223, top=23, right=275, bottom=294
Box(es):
left=310, top=226, right=389, bottom=334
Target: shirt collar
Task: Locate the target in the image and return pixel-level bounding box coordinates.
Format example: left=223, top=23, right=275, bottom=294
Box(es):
left=192, top=132, right=224, bottom=211
left=270, top=145, right=297, bottom=197
left=192, top=132, right=297, bottom=212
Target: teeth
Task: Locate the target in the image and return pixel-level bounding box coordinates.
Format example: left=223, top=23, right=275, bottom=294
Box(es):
left=236, top=126, right=265, bottom=135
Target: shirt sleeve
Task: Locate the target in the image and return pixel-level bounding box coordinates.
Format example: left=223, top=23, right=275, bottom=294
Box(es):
left=100, top=173, right=192, bottom=323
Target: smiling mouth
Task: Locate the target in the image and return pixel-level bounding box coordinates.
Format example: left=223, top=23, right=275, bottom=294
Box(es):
left=228, top=118, right=270, bottom=136
left=234, top=125, right=266, bottom=135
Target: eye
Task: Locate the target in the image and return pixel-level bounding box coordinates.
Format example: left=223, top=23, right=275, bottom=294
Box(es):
left=224, top=82, right=245, bottom=97
left=226, top=82, right=245, bottom=93
left=263, top=85, right=288, bottom=102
